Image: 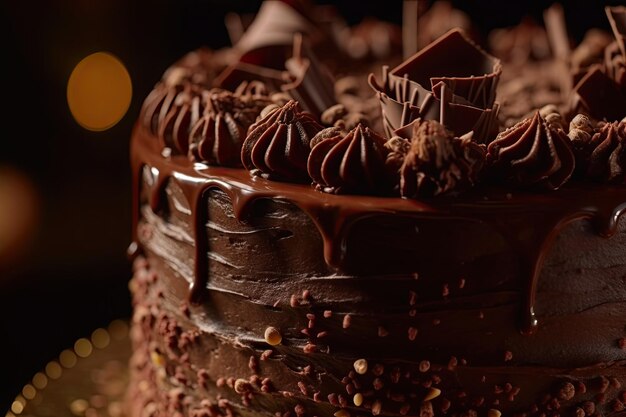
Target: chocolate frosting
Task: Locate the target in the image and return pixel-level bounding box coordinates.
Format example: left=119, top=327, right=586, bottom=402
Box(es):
left=398, top=119, right=485, bottom=198
left=586, top=121, right=626, bottom=184
left=307, top=124, right=390, bottom=195
left=241, top=100, right=323, bottom=182
left=487, top=111, right=575, bottom=190
left=368, top=29, right=501, bottom=142
left=189, top=89, right=270, bottom=167
left=140, top=82, right=205, bottom=155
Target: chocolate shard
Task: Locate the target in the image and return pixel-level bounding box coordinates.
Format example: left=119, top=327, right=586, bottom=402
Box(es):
left=486, top=111, right=575, bottom=190
left=140, top=83, right=205, bottom=155
left=241, top=100, right=323, bottom=182
left=571, top=65, right=626, bottom=122
left=369, top=29, right=501, bottom=143
left=307, top=124, right=391, bottom=195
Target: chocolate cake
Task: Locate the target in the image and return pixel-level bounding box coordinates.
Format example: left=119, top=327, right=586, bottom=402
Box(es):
left=126, top=2, right=626, bottom=417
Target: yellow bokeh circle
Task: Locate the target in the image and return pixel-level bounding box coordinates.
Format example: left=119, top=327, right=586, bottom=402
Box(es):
left=67, top=52, right=132, bottom=131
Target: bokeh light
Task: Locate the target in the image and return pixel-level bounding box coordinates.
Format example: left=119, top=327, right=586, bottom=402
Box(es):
left=67, top=52, right=132, bottom=132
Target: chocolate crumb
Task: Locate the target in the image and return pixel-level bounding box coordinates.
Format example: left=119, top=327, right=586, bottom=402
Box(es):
left=599, top=376, right=610, bottom=393
left=424, top=388, right=441, bottom=401
left=372, top=364, right=384, bottom=376
left=294, top=404, right=306, bottom=417
left=303, top=343, right=317, bottom=353
left=504, top=351, right=513, bottom=362
left=353, top=359, right=368, bottom=375
left=487, top=409, right=501, bottom=417
left=323, top=310, right=333, bottom=318
left=442, top=284, right=450, bottom=297
left=373, top=378, right=384, bottom=390
left=298, top=382, right=308, bottom=395
left=343, top=315, right=352, bottom=329
left=419, top=361, right=430, bottom=373
left=260, top=349, right=273, bottom=361
left=378, top=326, right=389, bottom=337
left=264, top=327, right=282, bottom=346
left=371, top=400, right=382, bottom=415
left=235, top=378, right=253, bottom=394
left=408, top=327, right=418, bottom=341
left=290, top=295, right=299, bottom=308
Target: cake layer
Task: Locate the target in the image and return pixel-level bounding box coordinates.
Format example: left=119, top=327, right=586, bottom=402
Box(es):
left=127, top=125, right=626, bottom=417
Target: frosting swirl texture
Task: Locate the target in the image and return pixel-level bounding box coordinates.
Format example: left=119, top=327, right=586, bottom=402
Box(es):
left=307, top=125, right=390, bottom=194
left=487, top=111, right=575, bottom=190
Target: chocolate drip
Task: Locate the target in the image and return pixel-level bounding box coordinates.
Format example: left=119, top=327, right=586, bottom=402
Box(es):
left=131, top=123, right=626, bottom=332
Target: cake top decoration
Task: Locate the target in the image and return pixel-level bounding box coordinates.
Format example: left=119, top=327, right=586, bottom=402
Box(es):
left=486, top=111, right=575, bottom=190
left=369, top=29, right=501, bottom=142
left=241, top=100, right=323, bottom=182
left=307, top=124, right=390, bottom=195
left=395, top=118, right=486, bottom=197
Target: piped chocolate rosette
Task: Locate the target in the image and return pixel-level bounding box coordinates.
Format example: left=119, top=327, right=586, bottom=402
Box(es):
left=368, top=29, right=501, bottom=143
left=486, top=111, right=575, bottom=190
left=140, top=82, right=205, bottom=155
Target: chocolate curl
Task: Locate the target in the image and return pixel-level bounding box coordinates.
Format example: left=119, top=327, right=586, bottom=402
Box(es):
left=402, top=0, right=419, bottom=59
left=225, top=12, right=245, bottom=46
left=215, top=61, right=287, bottom=93
left=605, top=6, right=626, bottom=91
left=431, top=82, right=500, bottom=143
left=543, top=3, right=572, bottom=99
left=606, top=6, right=626, bottom=59
left=234, top=0, right=317, bottom=69
left=282, top=33, right=337, bottom=117
left=368, top=67, right=437, bottom=138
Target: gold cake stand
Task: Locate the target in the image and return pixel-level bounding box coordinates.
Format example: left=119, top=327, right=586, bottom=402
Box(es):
left=6, top=320, right=131, bottom=417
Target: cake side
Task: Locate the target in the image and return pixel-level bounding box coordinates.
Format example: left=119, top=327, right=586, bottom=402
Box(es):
left=126, top=124, right=626, bottom=417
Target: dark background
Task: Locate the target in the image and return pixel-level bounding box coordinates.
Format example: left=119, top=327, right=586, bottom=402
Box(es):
left=0, top=0, right=623, bottom=411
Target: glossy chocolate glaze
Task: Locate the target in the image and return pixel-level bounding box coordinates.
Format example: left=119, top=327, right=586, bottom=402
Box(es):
left=128, top=122, right=626, bottom=417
